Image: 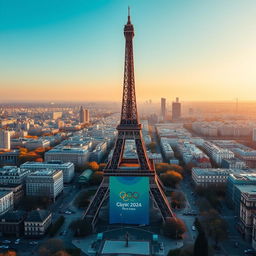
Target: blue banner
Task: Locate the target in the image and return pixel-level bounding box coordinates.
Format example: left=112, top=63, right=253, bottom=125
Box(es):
left=109, top=176, right=149, bottom=225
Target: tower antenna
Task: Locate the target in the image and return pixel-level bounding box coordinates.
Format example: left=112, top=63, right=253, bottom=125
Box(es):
left=128, top=6, right=131, bottom=23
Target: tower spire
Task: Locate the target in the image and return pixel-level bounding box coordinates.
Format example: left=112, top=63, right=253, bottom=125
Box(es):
left=128, top=6, right=131, bottom=24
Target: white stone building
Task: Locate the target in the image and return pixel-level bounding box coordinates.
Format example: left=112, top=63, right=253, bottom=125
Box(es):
left=0, top=191, right=13, bottom=215
left=26, top=170, right=63, bottom=201
left=0, top=130, right=10, bottom=150
left=45, top=147, right=89, bottom=167
left=21, top=161, right=74, bottom=183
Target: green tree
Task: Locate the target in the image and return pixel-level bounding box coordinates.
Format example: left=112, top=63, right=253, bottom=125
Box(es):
left=167, top=249, right=181, bottom=256
left=89, top=171, right=103, bottom=185
left=200, top=209, right=227, bottom=246
left=38, top=239, right=65, bottom=256
left=163, top=218, right=186, bottom=239
left=48, top=216, right=65, bottom=237
left=194, top=231, right=208, bottom=256
left=74, top=191, right=91, bottom=208
left=69, top=219, right=92, bottom=237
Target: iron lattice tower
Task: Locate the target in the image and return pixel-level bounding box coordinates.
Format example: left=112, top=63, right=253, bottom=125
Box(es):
left=84, top=9, right=173, bottom=228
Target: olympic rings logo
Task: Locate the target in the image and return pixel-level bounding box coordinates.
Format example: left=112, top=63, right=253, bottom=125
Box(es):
left=119, top=191, right=140, bottom=201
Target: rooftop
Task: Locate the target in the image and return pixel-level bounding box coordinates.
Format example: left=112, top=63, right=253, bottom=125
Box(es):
left=236, top=185, right=256, bottom=195
left=192, top=168, right=232, bottom=176
left=22, top=161, right=73, bottom=167
left=46, top=147, right=88, bottom=153
left=0, top=190, right=12, bottom=198
left=0, top=210, right=26, bottom=222
left=28, top=169, right=61, bottom=176
left=26, top=209, right=51, bottom=222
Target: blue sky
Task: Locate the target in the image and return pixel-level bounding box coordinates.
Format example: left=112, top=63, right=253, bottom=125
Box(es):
left=0, top=0, right=256, bottom=102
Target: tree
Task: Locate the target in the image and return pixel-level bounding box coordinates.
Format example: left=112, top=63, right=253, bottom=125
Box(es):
left=48, top=216, right=65, bottom=237
left=197, top=198, right=212, bottom=213
left=74, top=191, right=91, bottom=208
left=35, top=157, right=44, bottom=162
left=196, top=185, right=225, bottom=210
left=160, top=170, right=183, bottom=188
left=69, top=219, right=92, bottom=237
left=167, top=249, right=181, bottom=256
left=194, top=231, right=208, bottom=256
left=38, top=239, right=65, bottom=256
left=170, top=191, right=186, bottom=209
left=89, top=171, right=103, bottom=185
left=163, top=218, right=186, bottom=239
left=200, top=209, right=227, bottom=246
left=194, top=217, right=203, bottom=234
left=87, top=162, right=99, bottom=171
left=148, top=142, right=157, bottom=152
left=0, top=252, right=17, bottom=256
left=155, top=163, right=184, bottom=176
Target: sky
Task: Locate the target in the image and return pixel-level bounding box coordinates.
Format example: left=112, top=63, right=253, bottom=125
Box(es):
left=0, top=0, right=256, bottom=102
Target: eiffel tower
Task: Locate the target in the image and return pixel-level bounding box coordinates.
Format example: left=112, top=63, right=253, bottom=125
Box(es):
left=84, top=9, right=173, bottom=229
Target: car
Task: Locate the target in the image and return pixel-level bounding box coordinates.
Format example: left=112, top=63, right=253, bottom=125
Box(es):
left=14, top=239, right=20, bottom=244
left=2, top=240, right=11, bottom=244
left=0, top=245, right=9, bottom=249
left=62, top=230, right=67, bottom=235
left=244, top=249, right=256, bottom=255
left=192, top=226, right=196, bottom=231
left=29, top=241, right=38, bottom=245
left=65, top=211, right=71, bottom=215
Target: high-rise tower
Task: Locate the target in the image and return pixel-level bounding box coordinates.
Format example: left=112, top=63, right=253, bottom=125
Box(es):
left=0, top=130, right=10, bottom=150
left=161, top=98, right=167, bottom=121
left=172, top=97, right=181, bottom=121
left=79, top=106, right=89, bottom=124
left=84, top=9, right=173, bottom=229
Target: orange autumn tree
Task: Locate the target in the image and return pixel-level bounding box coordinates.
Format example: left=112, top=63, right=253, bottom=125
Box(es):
left=160, top=170, right=183, bottom=188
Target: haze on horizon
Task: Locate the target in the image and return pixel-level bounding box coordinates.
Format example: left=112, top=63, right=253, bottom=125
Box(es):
left=0, top=0, right=256, bottom=102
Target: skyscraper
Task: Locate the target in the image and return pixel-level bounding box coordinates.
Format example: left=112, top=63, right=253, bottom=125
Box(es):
left=0, top=130, right=10, bottom=150
left=172, top=97, right=181, bottom=121
left=79, top=106, right=89, bottom=124
left=161, top=98, right=166, bottom=120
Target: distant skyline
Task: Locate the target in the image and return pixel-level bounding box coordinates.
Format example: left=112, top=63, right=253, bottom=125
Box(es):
left=0, top=0, right=256, bottom=102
